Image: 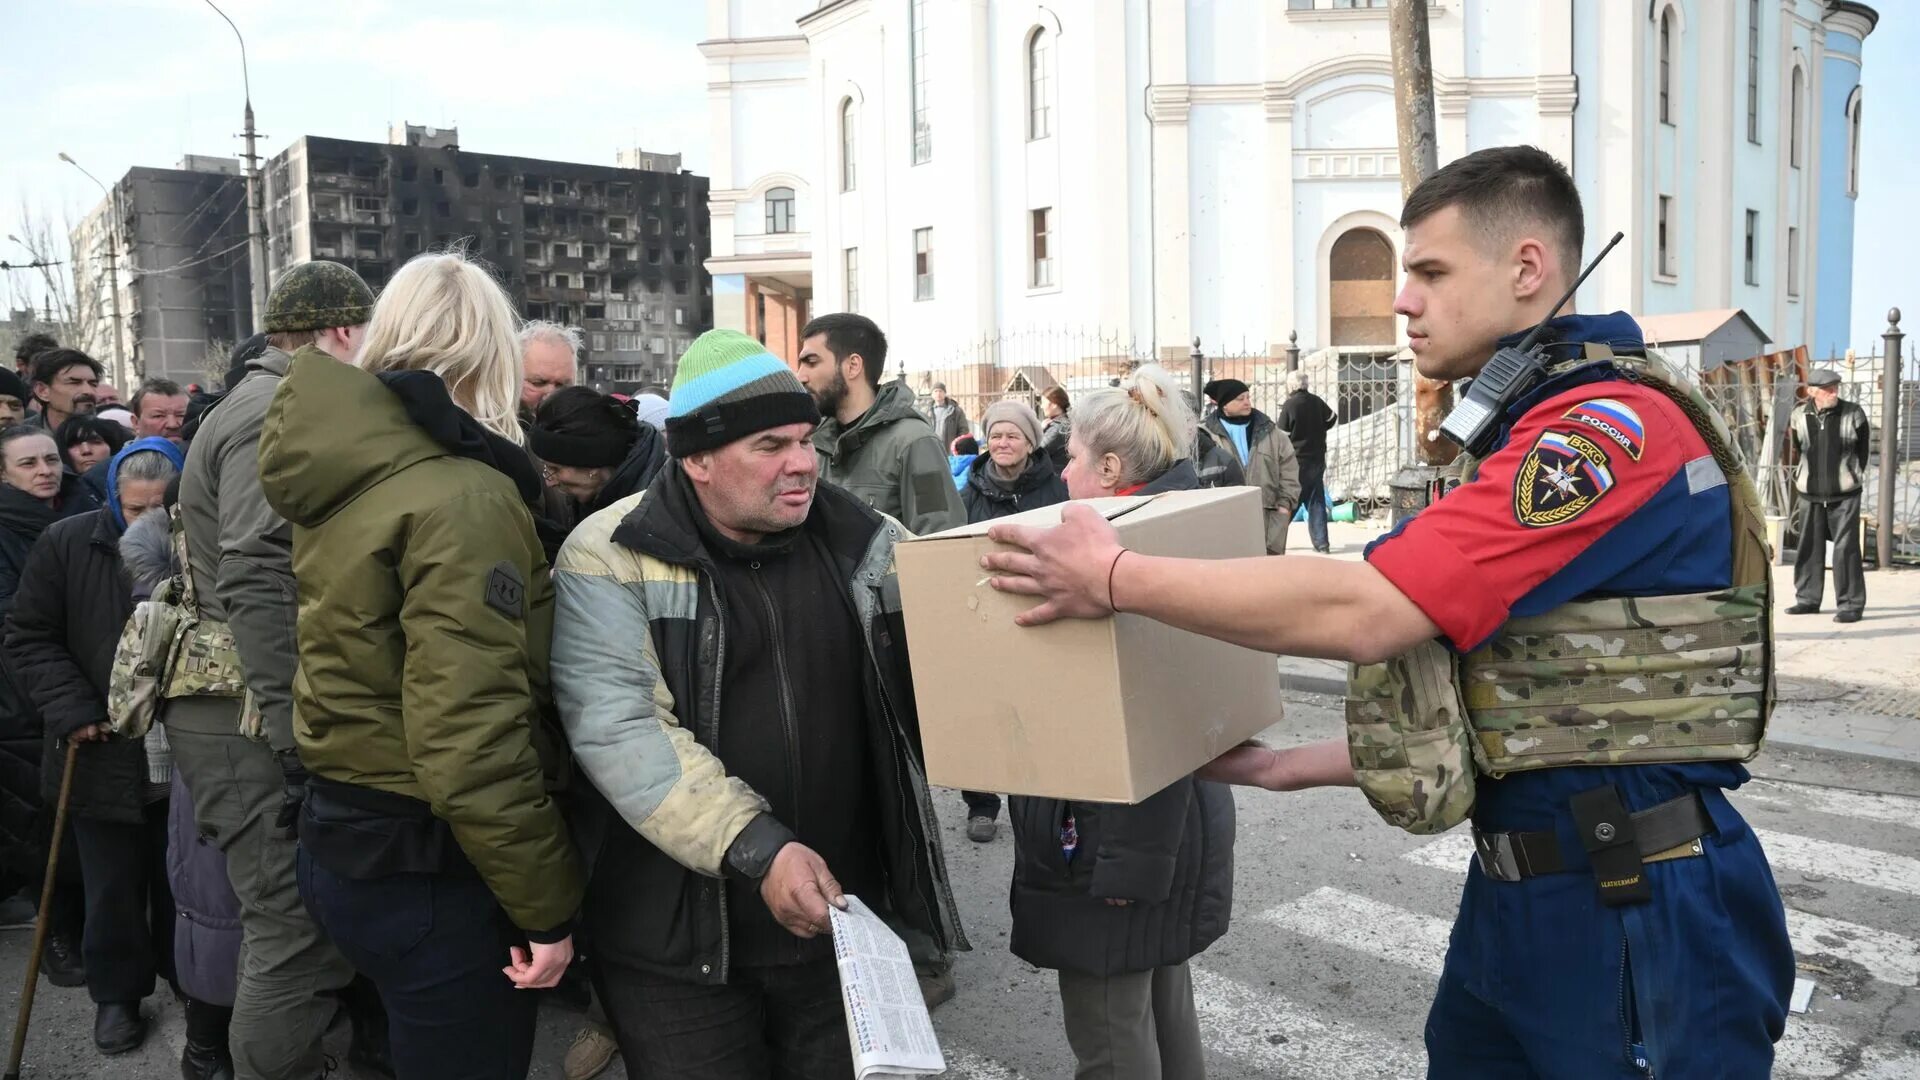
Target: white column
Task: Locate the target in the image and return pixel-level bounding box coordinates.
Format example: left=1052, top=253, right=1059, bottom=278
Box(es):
left=1266, top=92, right=1297, bottom=351
left=1148, top=0, right=1190, bottom=357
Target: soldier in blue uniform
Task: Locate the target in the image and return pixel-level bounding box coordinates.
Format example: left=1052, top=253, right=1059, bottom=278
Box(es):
left=980, top=146, right=1794, bottom=1078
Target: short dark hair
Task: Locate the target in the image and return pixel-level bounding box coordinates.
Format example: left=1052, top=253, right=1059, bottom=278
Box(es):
left=13, top=333, right=58, bottom=365
left=1399, top=145, right=1584, bottom=276
left=54, top=414, right=129, bottom=464
left=131, top=379, right=185, bottom=416
left=30, top=348, right=103, bottom=390
left=800, top=312, right=888, bottom=390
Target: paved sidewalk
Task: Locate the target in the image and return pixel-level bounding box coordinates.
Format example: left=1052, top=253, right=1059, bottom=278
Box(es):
left=1273, top=519, right=1920, bottom=763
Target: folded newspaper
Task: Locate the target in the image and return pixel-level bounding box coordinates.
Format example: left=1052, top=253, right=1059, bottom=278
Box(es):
left=830, top=895, right=947, bottom=1078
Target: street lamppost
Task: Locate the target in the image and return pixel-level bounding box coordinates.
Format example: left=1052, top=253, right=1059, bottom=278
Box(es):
left=57, top=152, right=128, bottom=384
left=203, top=0, right=269, bottom=331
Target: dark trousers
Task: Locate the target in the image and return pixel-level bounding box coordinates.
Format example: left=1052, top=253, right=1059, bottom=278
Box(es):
left=297, top=852, right=534, bottom=1080
left=1299, top=459, right=1330, bottom=552
left=1792, top=493, right=1866, bottom=613
left=71, top=799, right=173, bottom=1005
left=962, top=790, right=1001, bottom=820
left=596, top=956, right=852, bottom=1080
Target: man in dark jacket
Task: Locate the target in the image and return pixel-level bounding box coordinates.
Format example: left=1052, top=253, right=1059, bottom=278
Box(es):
left=171, top=261, right=376, bottom=1080
left=1277, top=371, right=1338, bottom=553
left=1202, top=379, right=1301, bottom=553
left=551, top=329, right=966, bottom=1079
left=1786, top=367, right=1871, bottom=623
left=927, top=382, right=970, bottom=450
left=799, top=313, right=966, bottom=536
left=6, top=437, right=184, bottom=1055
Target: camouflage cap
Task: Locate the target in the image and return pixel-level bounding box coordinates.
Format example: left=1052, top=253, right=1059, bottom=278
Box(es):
left=264, top=260, right=375, bottom=333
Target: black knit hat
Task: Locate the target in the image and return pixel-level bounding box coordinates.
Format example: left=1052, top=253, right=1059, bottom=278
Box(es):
left=1203, top=378, right=1250, bottom=408
left=0, top=368, right=29, bottom=405
left=529, top=386, right=641, bottom=468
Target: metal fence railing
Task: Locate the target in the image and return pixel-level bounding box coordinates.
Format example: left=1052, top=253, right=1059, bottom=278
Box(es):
left=896, top=327, right=1918, bottom=560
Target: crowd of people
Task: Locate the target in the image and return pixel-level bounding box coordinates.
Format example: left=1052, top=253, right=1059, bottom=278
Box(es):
left=0, top=141, right=1813, bottom=1080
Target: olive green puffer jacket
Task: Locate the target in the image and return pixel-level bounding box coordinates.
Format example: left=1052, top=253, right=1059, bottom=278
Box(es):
left=258, top=356, right=582, bottom=935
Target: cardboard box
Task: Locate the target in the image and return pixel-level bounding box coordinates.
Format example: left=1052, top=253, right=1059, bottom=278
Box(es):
left=895, top=487, right=1284, bottom=803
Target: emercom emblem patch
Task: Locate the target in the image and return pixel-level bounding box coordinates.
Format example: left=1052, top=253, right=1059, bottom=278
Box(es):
left=1514, top=429, right=1617, bottom=528
left=485, top=561, right=526, bottom=618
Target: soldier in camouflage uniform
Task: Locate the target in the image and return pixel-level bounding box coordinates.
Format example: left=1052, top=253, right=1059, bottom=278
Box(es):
left=980, top=147, right=1793, bottom=1078
left=169, top=260, right=385, bottom=1080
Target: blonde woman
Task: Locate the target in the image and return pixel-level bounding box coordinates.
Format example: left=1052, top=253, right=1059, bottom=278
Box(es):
left=258, top=251, right=583, bottom=1080
left=1007, top=365, right=1235, bottom=1080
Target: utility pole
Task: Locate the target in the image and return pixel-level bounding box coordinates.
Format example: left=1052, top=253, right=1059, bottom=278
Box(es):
left=1388, top=0, right=1455, bottom=467
left=57, top=154, right=128, bottom=384
left=205, top=0, right=268, bottom=331
left=1879, top=309, right=1904, bottom=569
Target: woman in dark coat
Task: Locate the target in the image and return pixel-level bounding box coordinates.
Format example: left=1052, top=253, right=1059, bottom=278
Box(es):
left=1008, top=366, right=1234, bottom=1080
left=6, top=437, right=185, bottom=1057
left=958, top=401, right=1070, bottom=844
left=0, top=425, right=94, bottom=980
left=961, top=400, right=1070, bottom=527
left=120, top=498, right=241, bottom=1080
left=529, top=385, right=669, bottom=529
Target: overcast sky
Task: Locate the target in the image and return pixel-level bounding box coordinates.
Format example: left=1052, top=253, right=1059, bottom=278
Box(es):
left=4, top=0, right=1912, bottom=354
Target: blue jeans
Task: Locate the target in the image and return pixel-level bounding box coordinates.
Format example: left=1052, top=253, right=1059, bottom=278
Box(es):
left=1299, top=459, right=1331, bottom=552
left=297, top=853, right=534, bottom=1080
left=1424, top=786, right=1792, bottom=1078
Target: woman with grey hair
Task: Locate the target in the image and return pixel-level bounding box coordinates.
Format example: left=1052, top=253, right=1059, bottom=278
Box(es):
left=5, top=437, right=184, bottom=1057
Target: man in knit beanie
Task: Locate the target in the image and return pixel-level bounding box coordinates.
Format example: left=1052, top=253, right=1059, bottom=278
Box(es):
left=550, top=328, right=967, bottom=1071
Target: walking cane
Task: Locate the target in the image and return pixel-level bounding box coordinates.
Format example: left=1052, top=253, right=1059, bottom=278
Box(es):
left=4, top=740, right=80, bottom=1080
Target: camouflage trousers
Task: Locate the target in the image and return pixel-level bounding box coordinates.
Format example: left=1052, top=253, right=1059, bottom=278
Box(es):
left=166, top=697, right=355, bottom=1080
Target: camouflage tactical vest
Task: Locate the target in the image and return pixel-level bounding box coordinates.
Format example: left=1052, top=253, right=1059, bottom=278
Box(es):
left=107, top=507, right=259, bottom=741
left=1346, top=346, right=1774, bottom=834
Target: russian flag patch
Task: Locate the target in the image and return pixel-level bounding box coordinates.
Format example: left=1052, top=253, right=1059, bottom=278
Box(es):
left=1562, top=398, right=1645, bottom=460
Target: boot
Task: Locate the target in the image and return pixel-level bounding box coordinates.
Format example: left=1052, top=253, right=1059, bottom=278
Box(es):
left=180, top=996, right=235, bottom=1080
left=94, top=1001, right=147, bottom=1055
left=341, top=975, right=395, bottom=1078
left=41, top=931, right=85, bottom=988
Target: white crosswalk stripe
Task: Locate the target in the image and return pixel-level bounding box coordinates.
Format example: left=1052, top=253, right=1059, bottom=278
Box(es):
left=1188, top=966, right=1425, bottom=1079
left=1255, top=882, right=1920, bottom=1078
left=1782, top=908, right=1920, bottom=987
left=1754, top=828, right=1920, bottom=896
left=1739, top=777, right=1920, bottom=831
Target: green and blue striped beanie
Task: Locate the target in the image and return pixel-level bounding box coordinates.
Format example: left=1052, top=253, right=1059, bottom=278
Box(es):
left=665, top=329, right=819, bottom=456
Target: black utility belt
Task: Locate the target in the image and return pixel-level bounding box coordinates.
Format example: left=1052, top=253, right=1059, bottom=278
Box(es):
left=1471, top=789, right=1711, bottom=906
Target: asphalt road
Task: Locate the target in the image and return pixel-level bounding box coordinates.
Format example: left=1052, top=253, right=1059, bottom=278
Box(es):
left=2, top=692, right=1915, bottom=1079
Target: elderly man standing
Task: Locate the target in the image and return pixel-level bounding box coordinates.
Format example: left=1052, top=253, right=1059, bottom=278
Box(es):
left=129, top=379, right=189, bottom=447
left=173, top=260, right=386, bottom=1080
left=1202, top=378, right=1301, bottom=554
left=520, top=321, right=581, bottom=418
left=927, top=382, right=969, bottom=450
left=550, top=329, right=965, bottom=1079
left=1277, top=372, right=1338, bottom=553
left=1786, top=368, right=1871, bottom=623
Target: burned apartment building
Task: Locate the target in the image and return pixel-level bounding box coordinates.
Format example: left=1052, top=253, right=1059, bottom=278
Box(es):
left=70, top=155, right=254, bottom=390
left=263, top=125, right=712, bottom=392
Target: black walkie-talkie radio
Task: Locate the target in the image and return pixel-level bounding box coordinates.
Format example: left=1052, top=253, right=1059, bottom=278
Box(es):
left=1438, top=231, right=1626, bottom=457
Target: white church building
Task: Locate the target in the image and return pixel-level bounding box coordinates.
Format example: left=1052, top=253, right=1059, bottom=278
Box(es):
left=700, top=0, right=1874, bottom=368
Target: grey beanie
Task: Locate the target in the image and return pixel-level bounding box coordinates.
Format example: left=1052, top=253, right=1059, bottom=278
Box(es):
left=981, top=399, right=1043, bottom=451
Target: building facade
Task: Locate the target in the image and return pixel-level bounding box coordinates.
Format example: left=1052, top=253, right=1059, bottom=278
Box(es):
left=264, top=125, right=714, bottom=393
left=700, top=0, right=818, bottom=361
left=71, top=157, right=254, bottom=389
left=711, top=0, right=1873, bottom=374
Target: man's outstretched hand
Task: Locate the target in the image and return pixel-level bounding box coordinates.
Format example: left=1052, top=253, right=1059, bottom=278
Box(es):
left=983, top=504, right=1128, bottom=626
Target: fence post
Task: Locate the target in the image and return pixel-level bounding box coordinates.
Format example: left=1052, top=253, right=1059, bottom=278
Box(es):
left=1286, top=331, right=1300, bottom=374
left=1190, top=337, right=1204, bottom=409
left=1878, top=308, right=1904, bottom=569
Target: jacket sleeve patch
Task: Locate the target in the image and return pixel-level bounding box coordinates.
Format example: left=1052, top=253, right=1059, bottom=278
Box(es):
left=485, top=561, right=526, bottom=618
left=1514, top=429, right=1617, bottom=529
left=1561, top=398, right=1646, bottom=460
